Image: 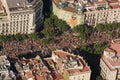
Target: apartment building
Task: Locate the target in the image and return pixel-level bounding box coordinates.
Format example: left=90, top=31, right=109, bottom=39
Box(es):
left=44, top=50, right=91, bottom=80
left=100, top=39, right=120, bottom=80
left=0, top=0, right=43, bottom=35
left=84, top=0, right=120, bottom=26
left=0, top=55, right=16, bottom=80
left=53, top=0, right=120, bottom=27
left=53, top=0, right=85, bottom=28
left=15, top=55, right=53, bottom=80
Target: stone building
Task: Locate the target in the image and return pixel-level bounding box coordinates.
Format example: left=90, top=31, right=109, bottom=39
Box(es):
left=0, top=55, right=16, bottom=80
left=15, top=55, right=53, bottom=80
left=84, top=0, right=120, bottom=26
left=53, top=0, right=120, bottom=27
left=53, top=0, right=85, bottom=28
left=0, top=0, right=43, bottom=35
left=100, top=39, right=120, bottom=80
left=44, top=50, right=91, bottom=80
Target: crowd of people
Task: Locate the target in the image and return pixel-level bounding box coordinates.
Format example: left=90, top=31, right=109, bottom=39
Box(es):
left=0, top=30, right=116, bottom=57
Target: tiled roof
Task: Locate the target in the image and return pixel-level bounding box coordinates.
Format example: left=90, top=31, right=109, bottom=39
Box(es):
left=45, top=50, right=91, bottom=79
left=95, top=0, right=107, bottom=4
left=111, top=42, right=120, bottom=53
left=17, top=55, right=53, bottom=80
left=68, top=69, right=81, bottom=74
left=36, top=75, right=44, bottom=80
left=110, top=4, right=120, bottom=9
left=53, top=0, right=77, bottom=13
left=52, top=71, right=64, bottom=80
left=102, top=39, right=120, bottom=71
left=109, top=0, right=118, bottom=3
left=25, top=71, right=34, bottom=79
left=54, top=50, right=76, bottom=58
left=63, top=7, right=77, bottom=13
left=104, top=48, right=115, bottom=53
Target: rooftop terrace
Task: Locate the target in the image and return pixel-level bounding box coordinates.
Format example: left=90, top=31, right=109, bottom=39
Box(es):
left=102, top=39, right=120, bottom=70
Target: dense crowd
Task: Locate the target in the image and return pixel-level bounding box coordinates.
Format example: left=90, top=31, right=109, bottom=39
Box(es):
left=0, top=30, right=118, bottom=57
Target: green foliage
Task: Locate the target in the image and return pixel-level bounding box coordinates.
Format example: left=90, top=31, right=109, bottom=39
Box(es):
left=78, top=43, right=108, bottom=56
left=54, top=19, right=69, bottom=32
left=41, top=52, right=47, bottom=58
left=42, top=27, right=55, bottom=38
left=94, top=43, right=108, bottom=56
left=63, top=73, right=69, bottom=80
left=96, top=22, right=120, bottom=32
left=0, top=33, right=39, bottom=42
left=29, top=32, right=39, bottom=40
left=0, top=35, right=7, bottom=42
left=44, top=18, right=53, bottom=28
left=96, top=76, right=105, bottom=80
left=73, top=24, right=93, bottom=40
left=41, top=38, right=55, bottom=45
left=96, top=24, right=104, bottom=31
left=41, top=38, right=48, bottom=45
left=75, top=43, right=108, bottom=80
left=43, top=13, right=69, bottom=39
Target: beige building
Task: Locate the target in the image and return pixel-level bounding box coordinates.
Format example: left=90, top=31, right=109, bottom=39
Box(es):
left=15, top=55, right=53, bottom=80
left=0, top=0, right=43, bottom=35
left=53, top=0, right=120, bottom=27
left=0, top=55, right=16, bottom=80
left=44, top=50, right=91, bottom=80
left=100, top=39, right=120, bottom=80
left=53, top=0, right=85, bottom=28
left=84, top=0, right=120, bottom=26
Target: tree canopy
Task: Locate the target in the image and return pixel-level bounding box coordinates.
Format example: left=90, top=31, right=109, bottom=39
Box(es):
left=73, top=24, right=93, bottom=40
left=43, top=13, right=69, bottom=39
left=96, top=22, right=120, bottom=32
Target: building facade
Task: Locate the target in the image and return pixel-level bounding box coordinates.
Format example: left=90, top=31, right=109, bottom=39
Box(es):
left=44, top=50, right=91, bottom=80
left=100, top=39, right=120, bottom=80
left=0, top=0, right=43, bottom=35
left=53, top=0, right=120, bottom=27
left=53, top=0, right=85, bottom=28
left=84, top=0, right=120, bottom=26
left=0, top=55, right=16, bottom=80
left=15, top=55, right=53, bottom=80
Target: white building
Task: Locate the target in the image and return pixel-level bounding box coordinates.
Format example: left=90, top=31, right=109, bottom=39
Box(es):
left=53, top=0, right=85, bottom=28
left=100, top=39, right=120, bottom=80
left=0, top=55, right=16, bottom=80
left=84, top=0, right=120, bottom=26
left=53, top=0, right=120, bottom=27
left=0, top=0, right=43, bottom=35
left=15, top=55, right=53, bottom=80
left=44, top=50, right=91, bottom=80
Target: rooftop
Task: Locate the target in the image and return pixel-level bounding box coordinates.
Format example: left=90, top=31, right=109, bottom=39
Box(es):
left=109, top=0, right=119, bottom=3
left=0, top=55, right=15, bottom=80
left=95, top=0, right=107, bottom=4
left=53, top=0, right=120, bottom=13
left=45, top=50, right=91, bottom=80
left=6, top=0, right=42, bottom=10
left=102, top=39, right=120, bottom=70
left=16, top=55, right=53, bottom=80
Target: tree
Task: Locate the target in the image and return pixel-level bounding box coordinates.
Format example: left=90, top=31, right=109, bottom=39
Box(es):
left=54, top=19, right=69, bottom=32
left=96, top=76, right=105, bottom=80
left=42, top=27, right=55, bottom=38
left=44, top=18, right=53, bottom=28
left=96, top=24, right=104, bottom=31
left=43, top=13, right=69, bottom=39
left=29, top=33, right=39, bottom=40
left=0, top=35, right=7, bottom=42
left=73, top=24, right=93, bottom=40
